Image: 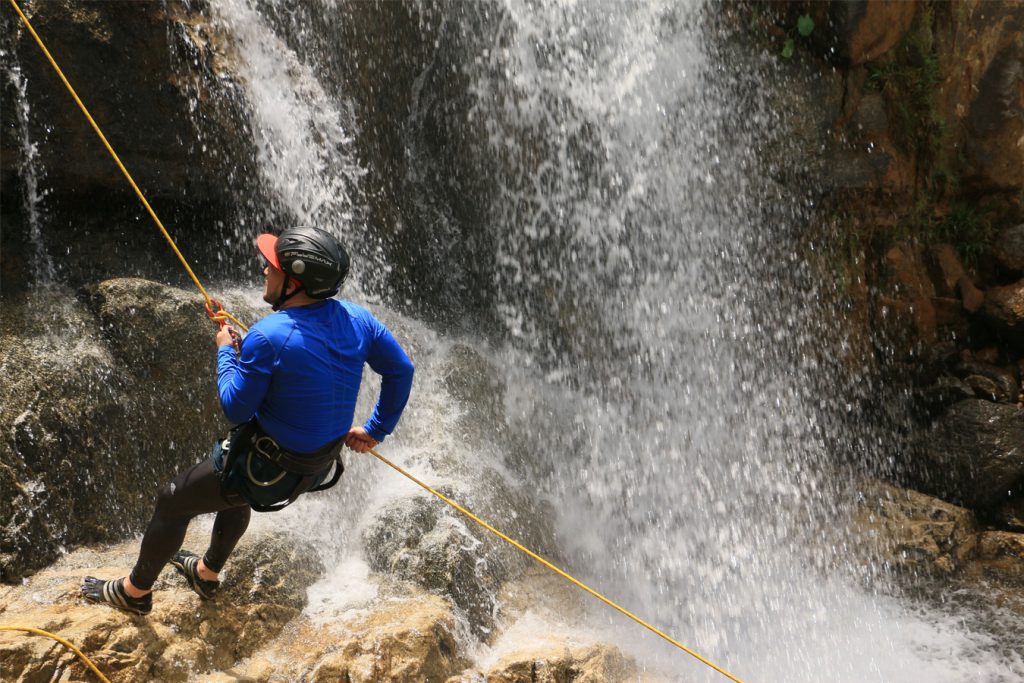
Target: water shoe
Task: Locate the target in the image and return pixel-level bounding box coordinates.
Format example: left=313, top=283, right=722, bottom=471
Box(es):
left=170, top=550, right=220, bottom=599
left=81, top=576, right=152, bottom=615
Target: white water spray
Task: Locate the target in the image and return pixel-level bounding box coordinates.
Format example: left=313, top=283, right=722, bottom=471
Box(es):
left=4, top=56, right=57, bottom=285
left=211, top=1, right=1024, bottom=680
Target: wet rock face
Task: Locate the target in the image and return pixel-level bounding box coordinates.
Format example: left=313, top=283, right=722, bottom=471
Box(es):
left=914, top=399, right=1024, bottom=509
left=853, top=481, right=978, bottom=575
left=0, top=278, right=257, bottom=582
left=364, top=495, right=511, bottom=638
left=854, top=480, right=1024, bottom=588
left=0, top=530, right=321, bottom=683
left=828, top=0, right=919, bottom=65
left=468, top=642, right=642, bottom=683
left=306, top=592, right=467, bottom=682
left=363, top=343, right=554, bottom=639
left=993, top=224, right=1024, bottom=273
left=1, top=0, right=264, bottom=292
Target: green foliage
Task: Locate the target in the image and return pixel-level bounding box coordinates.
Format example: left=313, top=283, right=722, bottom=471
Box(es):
left=936, top=203, right=992, bottom=268
left=779, top=13, right=815, bottom=58
left=884, top=201, right=992, bottom=268
left=866, top=9, right=944, bottom=170
left=797, top=14, right=815, bottom=37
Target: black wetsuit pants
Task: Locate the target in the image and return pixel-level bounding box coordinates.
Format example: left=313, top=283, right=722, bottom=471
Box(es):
left=129, top=457, right=250, bottom=591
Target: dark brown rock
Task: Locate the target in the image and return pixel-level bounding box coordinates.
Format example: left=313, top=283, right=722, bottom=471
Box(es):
left=1, top=1, right=263, bottom=293
left=954, top=360, right=1019, bottom=403
left=929, top=244, right=968, bottom=297
left=964, top=41, right=1024, bottom=192
left=939, top=1, right=1024, bottom=194
left=960, top=277, right=986, bottom=313
left=996, top=496, right=1024, bottom=532
left=994, top=224, right=1024, bottom=272
left=983, top=280, right=1024, bottom=333
left=845, top=1, right=918, bottom=65
left=874, top=243, right=938, bottom=359
left=915, top=399, right=1024, bottom=509
left=964, top=374, right=1006, bottom=401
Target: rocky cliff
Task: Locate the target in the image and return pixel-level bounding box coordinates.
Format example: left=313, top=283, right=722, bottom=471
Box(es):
left=740, top=0, right=1024, bottom=558
left=4, top=0, right=1024, bottom=680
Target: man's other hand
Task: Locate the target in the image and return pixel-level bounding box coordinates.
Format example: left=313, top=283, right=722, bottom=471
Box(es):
left=345, top=427, right=378, bottom=453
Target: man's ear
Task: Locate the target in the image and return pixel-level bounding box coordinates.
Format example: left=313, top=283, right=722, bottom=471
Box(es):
left=286, top=277, right=303, bottom=295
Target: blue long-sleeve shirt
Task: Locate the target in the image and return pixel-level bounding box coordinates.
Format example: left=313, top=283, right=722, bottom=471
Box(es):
left=216, top=299, right=414, bottom=453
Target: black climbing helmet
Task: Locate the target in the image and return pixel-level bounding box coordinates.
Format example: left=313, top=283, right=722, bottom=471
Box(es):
left=257, top=226, right=349, bottom=300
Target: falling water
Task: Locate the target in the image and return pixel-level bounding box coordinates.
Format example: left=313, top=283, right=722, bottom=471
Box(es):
left=208, top=1, right=1023, bottom=681
left=3, top=56, right=57, bottom=286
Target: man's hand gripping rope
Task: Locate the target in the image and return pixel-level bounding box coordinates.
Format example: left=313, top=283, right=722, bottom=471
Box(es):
left=207, top=299, right=242, bottom=353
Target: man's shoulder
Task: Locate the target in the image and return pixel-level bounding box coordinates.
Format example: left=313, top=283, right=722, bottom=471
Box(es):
left=248, top=311, right=295, bottom=341
left=338, top=300, right=378, bottom=325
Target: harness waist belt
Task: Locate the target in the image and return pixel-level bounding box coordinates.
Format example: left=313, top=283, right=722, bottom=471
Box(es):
left=250, top=433, right=340, bottom=475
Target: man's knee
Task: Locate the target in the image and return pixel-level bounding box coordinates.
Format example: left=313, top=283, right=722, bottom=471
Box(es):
left=154, top=480, right=186, bottom=516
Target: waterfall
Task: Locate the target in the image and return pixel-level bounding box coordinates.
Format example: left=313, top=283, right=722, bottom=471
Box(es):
left=3, top=55, right=56, bottom=286
left=208, top=1, right=1023, bottom=680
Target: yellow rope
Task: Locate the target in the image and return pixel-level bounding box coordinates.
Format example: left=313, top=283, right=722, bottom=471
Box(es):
left=368, top=448, right=747, bottom=683
left=7, top=0, right=247, bottom=332
left=0, top=625, right=112, bottom=683
left=10, top=1, right=746, bottom=680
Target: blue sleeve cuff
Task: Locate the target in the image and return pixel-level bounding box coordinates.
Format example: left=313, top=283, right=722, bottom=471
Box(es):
left=363, top=423, right=388, bottom=442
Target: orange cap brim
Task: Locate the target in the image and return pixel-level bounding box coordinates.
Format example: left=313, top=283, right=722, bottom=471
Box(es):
left=256, top=234, right=281, bottom=270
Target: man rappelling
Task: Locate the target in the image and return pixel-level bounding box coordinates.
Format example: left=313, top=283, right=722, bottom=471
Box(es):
left=82, top=226, right=414, bottom=614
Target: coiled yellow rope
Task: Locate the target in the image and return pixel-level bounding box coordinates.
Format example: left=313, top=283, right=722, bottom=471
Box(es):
left=7, top=1, right=747, bottom=681
left=0, top=626, right=112, bottom=683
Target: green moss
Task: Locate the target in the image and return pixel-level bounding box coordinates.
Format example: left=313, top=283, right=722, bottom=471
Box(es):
left=935, top=203, right=993, bottom=268
left=867, top=5, right=944, bottom=175
left=860, top=4, right=994, bottom=267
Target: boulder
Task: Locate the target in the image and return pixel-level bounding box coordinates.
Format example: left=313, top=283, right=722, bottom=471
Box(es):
left=963, top=36, right=1024, bottom=192
left=194, top=579, right=473, bottom=682
left=994, top=224, right=1024, bottom=273
left=0, top=279, right=258, bottom=582
left=468, top=642, right=642, bottom=683
left=0, top=529, right=322, bottom=683
left=852, top=481, right=978, bottom=575
left=307, top=593, right=467, bottom=682
left=828, top=1, right=919, bottom=65
left=953, top=360, right=1019, bottom=403
left=927, top=243, right=984, bottom=312
left=996, top=496, right=1024, bottom=532
left=913, top=375, right=975, bottom=417
left=363, top=344, right=556, bottom=638
left=968, top=531, right=1024, bottom=585
left=982, top=280, right=1024, bottom=335
left=915, top=399, right=1024, bottom=508
left=363, top=491, right=530, bottom=639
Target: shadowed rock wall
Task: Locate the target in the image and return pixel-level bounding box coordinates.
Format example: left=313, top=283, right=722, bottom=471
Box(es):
left=0, top=0, right=265, bottom=291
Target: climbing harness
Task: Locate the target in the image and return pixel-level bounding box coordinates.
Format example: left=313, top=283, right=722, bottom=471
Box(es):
left=219, top=418, right=344, bottom=512
left=5, top=1, right=748, bottom=681
left=0, top=626, right=112, bottom=683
